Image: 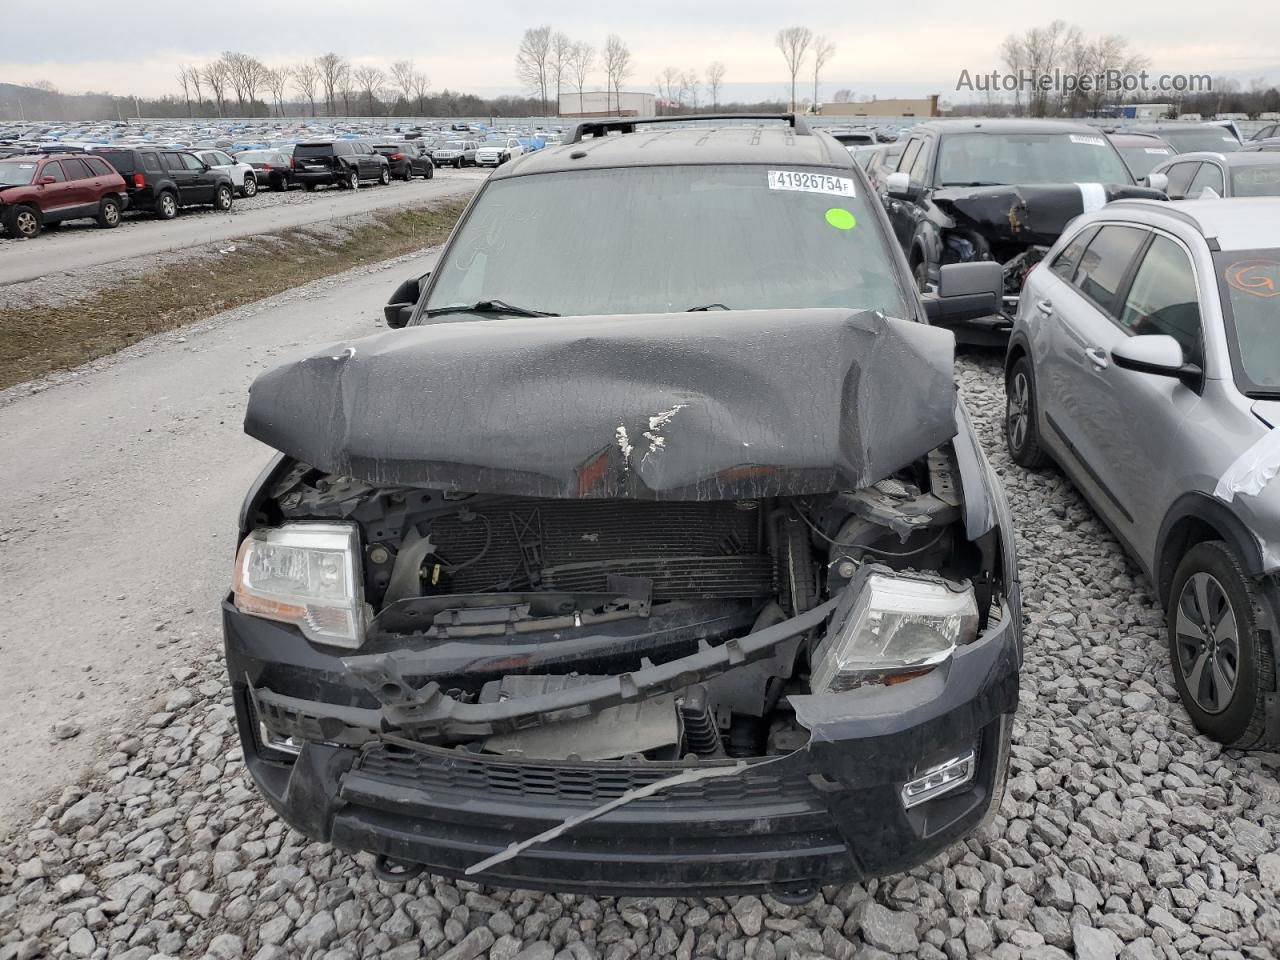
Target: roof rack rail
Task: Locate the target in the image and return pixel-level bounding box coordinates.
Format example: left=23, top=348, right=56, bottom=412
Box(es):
left=567, top=113, right=812, bottom=144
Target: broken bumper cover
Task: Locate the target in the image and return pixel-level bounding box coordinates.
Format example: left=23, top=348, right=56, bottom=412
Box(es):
left=223, top=594, right=1019, bottom=895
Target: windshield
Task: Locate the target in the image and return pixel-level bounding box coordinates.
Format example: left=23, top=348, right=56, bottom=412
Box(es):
left=1215, top=251, right=1280, bottom=392
left=1161, top=129, right=1241, bottom=153
left=0, top=161, right=37, bottom=186
left=421, top=165, right=908, bottom=319
left=1115, top=143, right=1173, bottom=179
left=294, top=144, right=335, bottom=158
left=1230, top=164, right=1280, bottom=197
left=937, top=132, right=1134, bottom=186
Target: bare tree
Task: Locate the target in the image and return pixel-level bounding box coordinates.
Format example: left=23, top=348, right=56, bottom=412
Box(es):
left=265, top=66, right=291, bottom=117
left=1084, top=34, right=1148, bottom=115
left=659, top=66, right=683, bottom=112
left=293, top=62, right=319, bottom=117
left=176, top=65, right=195, bottom=116
left=353, top=65, right=386, bottom=115
left=189, top=65, right=205, bottom=112
left=222, top=52, right=268, bottom=114
left=833, top=88, right=853, bottom=103
left=776, top=27, right=813, bottom=112
left=203, top=60, right=229, bottom=117
left=390, top=60, right=416, bottom=115
left=315, top=53, right=347, bottom=116
left=570, top=42, right=594, bottom=115
left=706, top=61, right=726, bottom=110
left=549, top=32, right=572, bottom=116
left=516, top=26, right=553, bottom=115
left=684, top=70, right=700, bottom=110
left=603, top=35, right=632, bottom=113
left=411, top=71, right=431, bottom=114
left=812, top=36, right=835, bottom=110
left=998, top=33, right=1027, bottom=116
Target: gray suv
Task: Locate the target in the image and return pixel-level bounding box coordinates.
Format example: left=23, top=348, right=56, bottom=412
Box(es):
left=1005, top=196, right=1280, bottom=749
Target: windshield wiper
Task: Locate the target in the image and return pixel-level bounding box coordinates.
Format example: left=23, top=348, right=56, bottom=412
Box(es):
left=686, top=303, right=731, bottom=311
left=424, top=299, right=560, bottom=319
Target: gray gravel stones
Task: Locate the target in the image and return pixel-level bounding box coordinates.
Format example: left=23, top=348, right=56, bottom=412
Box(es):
left=2, top=351, right=1280, bottom=960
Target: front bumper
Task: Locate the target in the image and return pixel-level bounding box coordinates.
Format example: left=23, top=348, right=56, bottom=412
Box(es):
left=223, top=593, right=1019, bottom=896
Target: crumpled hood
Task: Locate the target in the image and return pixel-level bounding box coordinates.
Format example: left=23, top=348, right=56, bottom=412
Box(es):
left=934, top=183, right=1165, bottom=246
left=244, top=308, right=958, bottom=500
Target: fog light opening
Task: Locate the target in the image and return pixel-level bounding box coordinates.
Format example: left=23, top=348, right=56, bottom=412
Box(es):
left=258, top=719, right=303, bottom=756
left=900, top=749, right=976, bottom=809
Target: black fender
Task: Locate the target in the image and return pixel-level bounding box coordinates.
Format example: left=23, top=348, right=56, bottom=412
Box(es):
left=911, top=221, right=943, bottom=277
left=1155, top=492, right=1267, bottom=605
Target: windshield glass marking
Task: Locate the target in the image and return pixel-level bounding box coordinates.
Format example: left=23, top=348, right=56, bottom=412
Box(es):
left=1216, top=252, right=1280, bottom=393
left=938, top=132, right=1134, bottom=186
left=767, top=170, right=856, bottom=197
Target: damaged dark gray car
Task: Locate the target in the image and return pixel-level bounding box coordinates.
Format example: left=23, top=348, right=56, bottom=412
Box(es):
left=224, top=114, right=1022, bottom=898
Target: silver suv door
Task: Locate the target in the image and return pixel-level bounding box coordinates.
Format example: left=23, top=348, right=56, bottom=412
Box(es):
left=1041, top=224, right=1149, bottom=530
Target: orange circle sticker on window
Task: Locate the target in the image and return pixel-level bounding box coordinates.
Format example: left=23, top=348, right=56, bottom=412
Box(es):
left=1225, top=260, right=1280, bottom=298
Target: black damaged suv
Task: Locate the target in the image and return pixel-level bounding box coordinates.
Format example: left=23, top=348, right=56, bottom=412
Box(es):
left=225, top=114, right=1022, bottom=897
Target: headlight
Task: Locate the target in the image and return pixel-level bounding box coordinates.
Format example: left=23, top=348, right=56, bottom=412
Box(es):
left=232, top=523, right=366, bottom=648
left=811, top=565, right=978, bottom=692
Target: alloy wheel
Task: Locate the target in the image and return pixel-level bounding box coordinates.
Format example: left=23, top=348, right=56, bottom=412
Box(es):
left=160, top=195, right=177, bottom=218
left=103, top=203, right=120, bottom=226
left=244, top=177, right=257, bottom=197
left=1174, top=571, right=1239, bottom=714
left=15, top=210, right=38, bottom=237
left=1007, top=372, right=1030, bottom=451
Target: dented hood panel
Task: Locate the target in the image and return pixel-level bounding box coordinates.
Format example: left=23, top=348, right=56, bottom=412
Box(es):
left=243, top=308, right=957, bottom=500
left=933, top=183, right=1164, bottom=246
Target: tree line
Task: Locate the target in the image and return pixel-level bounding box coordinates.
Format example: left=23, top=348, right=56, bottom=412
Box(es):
left=513, top=27, right=634, bottom=115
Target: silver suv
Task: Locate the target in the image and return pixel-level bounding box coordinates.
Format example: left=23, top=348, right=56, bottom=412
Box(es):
left=1005, top=197, right=1280, bottom=750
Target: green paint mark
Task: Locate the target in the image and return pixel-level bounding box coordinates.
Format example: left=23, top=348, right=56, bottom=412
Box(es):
left=826, top=208, right=856, bottom=230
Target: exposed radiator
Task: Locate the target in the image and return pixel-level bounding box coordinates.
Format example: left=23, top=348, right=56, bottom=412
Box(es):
left=419, top=497, right=773, bottom=601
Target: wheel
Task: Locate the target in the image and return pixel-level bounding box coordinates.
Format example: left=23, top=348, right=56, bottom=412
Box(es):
left=1005, top=356, right=1050, bottom=469
left=1167, top=541, right=1278, bottom=749
left=379, top=166, right=391, bottom=186
left=347, top=169, right=360, bottom=190
left=402, top=167, right=413, bottom=182
left=155, top=191, right=179, bottom=220
left=214, top=184, right=234, bottom=211
left=241, top=175, right=257, bottom=198
left=305, top=182, right=317, bottom=192
left=454, top=158, right=462, bottom=169
left=96, top=197, right=121, bottom=228
left=425, top=164, right=434, bottom=180
left=4, top=204, right=41, bottom=239
left=272, top=175, right=286, bottom=192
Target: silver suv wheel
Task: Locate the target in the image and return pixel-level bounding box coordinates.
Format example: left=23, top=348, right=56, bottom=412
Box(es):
left=1174, top=571, right=1239, bottom=714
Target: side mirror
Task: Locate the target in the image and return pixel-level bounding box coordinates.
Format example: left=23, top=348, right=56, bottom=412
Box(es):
left=384, top=272, right=429, bottom=328
left=1146, top=172, right=1169, bottom=192
left=1112, top=334, right=1202, bottom=388
left=922, top=261, right=1004, bottom=324
left=885, top=171, right=917, bottom=200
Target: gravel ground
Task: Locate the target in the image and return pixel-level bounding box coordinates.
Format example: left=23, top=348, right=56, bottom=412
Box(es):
left=3, top=349, right=1280, bottom=960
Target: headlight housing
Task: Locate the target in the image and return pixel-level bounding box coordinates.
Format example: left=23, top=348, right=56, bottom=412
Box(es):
left=233, top=523, right=366, bottom=648
left=811, top=565, right=978, bottom=692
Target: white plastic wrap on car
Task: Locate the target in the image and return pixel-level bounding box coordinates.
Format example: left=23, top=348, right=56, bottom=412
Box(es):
left=1214, top=428, right=1280, bottom=502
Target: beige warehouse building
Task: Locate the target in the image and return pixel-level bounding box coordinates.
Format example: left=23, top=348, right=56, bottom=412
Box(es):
left=818, top=96, right=940, bottom=118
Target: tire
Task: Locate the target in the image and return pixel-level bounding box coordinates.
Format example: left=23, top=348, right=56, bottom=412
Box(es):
left=454, top=158, right=462, bottom=169
left=379, top=166, right=391, bottom=186
left=96, top=196, right=121, bottom=228
left=155, top=191, right=179, bottom=220
left=402, top=167, right=413, bottom=182
left=272, top=175, right=286, bottom=192
left=305, top=182, right=317, bottom=192
left=425, top=164, right=434, bottom=180
left=241, top=175, right=257, bottom=198
left=4, top=204, right=41, bottom=239
left=1005, top=356, right=1050, bottom=469
left=1167, top=541, right=1278, bottom=749
left=214, top=184, right=234, bottom=211
left=347, top=169, right=360, bottom=190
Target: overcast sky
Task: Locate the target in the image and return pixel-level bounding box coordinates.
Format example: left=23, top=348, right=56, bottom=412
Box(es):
left=5, top=0, right=1279, bottom=103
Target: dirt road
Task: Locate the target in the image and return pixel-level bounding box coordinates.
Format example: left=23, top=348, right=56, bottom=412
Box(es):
left=0, top=170, right=485, bottom=286
left=0, top=246, right=448, bottom=835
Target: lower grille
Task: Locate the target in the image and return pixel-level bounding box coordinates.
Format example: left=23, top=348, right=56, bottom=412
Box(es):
left=352, top=743, right=816, bottom=808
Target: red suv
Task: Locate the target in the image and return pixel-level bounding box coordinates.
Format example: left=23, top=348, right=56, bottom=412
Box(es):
left=0, top=153, right=128, bottom=239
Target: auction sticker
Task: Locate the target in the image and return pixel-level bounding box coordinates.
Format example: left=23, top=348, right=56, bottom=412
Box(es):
left=1069, top=135, right=1105, bottom=146
left=768, top=170, right=855, bottom=197
left=1145, top=147, right=1171, bottom=155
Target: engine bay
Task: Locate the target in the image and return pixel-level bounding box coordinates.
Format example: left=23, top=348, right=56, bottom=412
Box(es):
left=246, top=444, right=993, bottom=763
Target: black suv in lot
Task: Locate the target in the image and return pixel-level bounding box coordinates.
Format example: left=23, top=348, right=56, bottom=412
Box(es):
left=292, top=141, right=391, bottom=190
left=226, top=114, right=1020, bottom=898
left=372, top=142, right=435, bottom=181
left=91, top=147, right=235, bottom=219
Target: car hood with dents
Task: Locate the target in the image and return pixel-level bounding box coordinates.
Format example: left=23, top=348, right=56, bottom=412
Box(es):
left=933, top=183, right=1165, bottom=246
left=244, top=308, right=957, bottom=500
